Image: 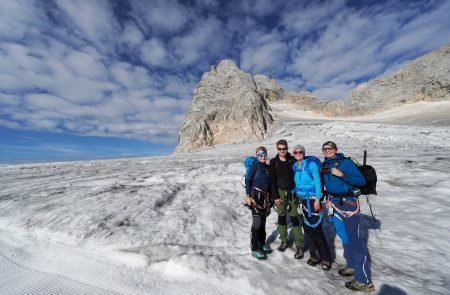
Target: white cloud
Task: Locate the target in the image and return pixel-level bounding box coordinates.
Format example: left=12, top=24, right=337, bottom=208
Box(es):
left=120, top=22, right=144, bottom=47
left=54, top=0, right=120, bottom=51
left=313, top=83, right=355, bottom=101
left=281, top=0, right=346, bottom=36
left=140, top=38, right=168, bottom=67
left=1, top=0, right=449, bottom=145
left=240, top=31, right=288, bottom=76
left=0, top=0, right=47, bottom=41
left=171, top=16, right=227, bottom=67
left=130, top=0, right=190, bottom=35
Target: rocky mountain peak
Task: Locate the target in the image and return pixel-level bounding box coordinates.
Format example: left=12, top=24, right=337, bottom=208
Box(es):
left=176, top=60, right=273, bottom=152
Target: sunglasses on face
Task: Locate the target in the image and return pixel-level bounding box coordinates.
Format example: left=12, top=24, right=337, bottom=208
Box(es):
left=322, top=147, right=335, bottom=152
left=257, top=154, right=267, bottom=158
left=293, top=150, right=304, bottom=155
left=277, top=147, right=287, bottom=151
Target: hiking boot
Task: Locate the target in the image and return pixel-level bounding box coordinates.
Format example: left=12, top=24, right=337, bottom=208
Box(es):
left=338, top=266, right=355, bottom=277
left=252, top=250, right=267, bottom=260
left=294, top=247, right=304, bottom=259
left=278, top=242, right=288, bottom=252
left=260, top=245, right=273, bottom=254
left=345, top=279, right=375, bottom=292
left=306, top=256, right=320, bottom=266
left=321, top=261, right=331, bottom=271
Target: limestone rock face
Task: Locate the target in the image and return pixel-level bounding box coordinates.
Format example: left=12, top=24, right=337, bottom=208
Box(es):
left=253, top=75, right=285, bottom=101
left=176, top=60, right=273, bottom=152
left=324, top=45, right=450, bottom=116
left=284, top=91, right=328, bottom=112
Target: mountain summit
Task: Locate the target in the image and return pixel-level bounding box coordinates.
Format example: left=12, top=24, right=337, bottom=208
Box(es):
left=176, top=60, right=274, bottom=152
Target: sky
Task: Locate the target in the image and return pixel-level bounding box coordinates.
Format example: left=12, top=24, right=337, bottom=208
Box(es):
left=0, top=0, right=449, bottom=164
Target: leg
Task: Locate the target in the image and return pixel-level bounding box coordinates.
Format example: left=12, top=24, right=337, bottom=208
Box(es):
left=288, top=196, right=304, bottom=249
left=251, top=214, right=263, bottom=251
left=344, top=214, right=372, bottom=284
left=259, top=214, right=267, bottom=247
left=276, top=190, right=288, bottom=243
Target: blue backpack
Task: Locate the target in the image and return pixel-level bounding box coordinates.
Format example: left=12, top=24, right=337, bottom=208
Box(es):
left=302, top=156, right=322, bottom=179
left=241, top=156, right=258, bottom=187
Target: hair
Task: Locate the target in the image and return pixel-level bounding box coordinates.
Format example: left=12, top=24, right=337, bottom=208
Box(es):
left=322, top=141, right=338, bottom=150
left=255, top=146, right=267, bottom=154
left=276, top=139, right=288, bottom=147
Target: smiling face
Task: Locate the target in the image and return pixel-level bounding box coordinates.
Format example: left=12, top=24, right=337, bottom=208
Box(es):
left=277, top=144, right=288, bottom=157
left=293, top=149, right=304, bottom=161
left=322, top=145, right=337, bottom=159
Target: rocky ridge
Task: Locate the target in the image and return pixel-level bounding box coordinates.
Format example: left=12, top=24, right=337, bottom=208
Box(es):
left=177, top=45, right=450, bottom=151
left=323, top=45, right=450, bottom=116
left=176, top=60, right=273, bottom=152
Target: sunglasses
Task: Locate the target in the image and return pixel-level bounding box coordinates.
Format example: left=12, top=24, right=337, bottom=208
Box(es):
left=322, top=147, right=335, bottom=152
left=293, top=151, right=304, bottom=155
left=257, top=154, right=267, bottom=158
left=277, top=147, right=287, bottom=151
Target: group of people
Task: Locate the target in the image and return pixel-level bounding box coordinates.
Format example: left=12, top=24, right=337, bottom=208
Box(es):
left=244, top=139, right=375, bottom=292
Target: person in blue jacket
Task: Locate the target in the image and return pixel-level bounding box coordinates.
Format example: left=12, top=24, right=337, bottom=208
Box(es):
left=320, top=141, right=375, bottom=292
left=291, top=144, right=331, bottom=271
left=245, top=146, right=272, bottom=260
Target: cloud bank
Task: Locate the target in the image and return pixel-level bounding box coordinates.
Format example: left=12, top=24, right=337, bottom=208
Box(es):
left=0, top=0, right=449, bottom=143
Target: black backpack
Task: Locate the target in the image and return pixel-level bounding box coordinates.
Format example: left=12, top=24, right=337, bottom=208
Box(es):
left=338, top=150, right=377, bottom=195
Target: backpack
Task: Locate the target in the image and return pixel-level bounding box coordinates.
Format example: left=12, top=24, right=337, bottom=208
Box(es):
left=303, top=156, right=321, bottom=179
left=241, top=156, right=258, bottom=187
left=337, top=150, right=377, bottom=195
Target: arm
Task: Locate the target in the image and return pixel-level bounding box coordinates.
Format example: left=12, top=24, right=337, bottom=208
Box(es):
left=339, top=159, right=366, bottom=187
left=310, top=162, right=322, bottom=200
left=269, top=159, right=278, bottom=202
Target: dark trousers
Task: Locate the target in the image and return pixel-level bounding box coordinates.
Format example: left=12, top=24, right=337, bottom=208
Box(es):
left=302, top=198, right=331, bottom=262
left=303, top=223, right=331, bottom=262
left=250, top=213, right=266, bottom=251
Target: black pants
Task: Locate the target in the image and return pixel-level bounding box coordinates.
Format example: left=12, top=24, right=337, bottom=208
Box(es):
left=250, top=188, right=268, bottom=251
left=304, top=223, right=331, bottom=262
left=302, top=199, right=331, bottom=262
left=251, top=213, right=267, bottom=251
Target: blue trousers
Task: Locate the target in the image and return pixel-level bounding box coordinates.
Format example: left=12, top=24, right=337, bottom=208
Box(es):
left=331, top=198, right=371, bottom=284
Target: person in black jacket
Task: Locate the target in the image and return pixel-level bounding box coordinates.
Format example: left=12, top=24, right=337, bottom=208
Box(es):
left=269, top=139, right=304, bottom=259
left=245, top=146, right=272, bottom=259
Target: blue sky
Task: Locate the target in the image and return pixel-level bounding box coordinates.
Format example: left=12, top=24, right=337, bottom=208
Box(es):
left=0, top=0, right=449, bottom=164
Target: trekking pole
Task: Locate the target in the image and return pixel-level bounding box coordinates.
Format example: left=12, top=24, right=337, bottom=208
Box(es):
left=363, top=149, right=367, bottom=166
left=366, top=195, right=376, bottom=222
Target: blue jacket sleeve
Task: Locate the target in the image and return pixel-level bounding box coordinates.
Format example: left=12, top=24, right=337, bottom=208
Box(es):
left=309, top=162, right=322, bottom=200
left=340, top=159, right=366, bottom=187
left=245, top=162, right=257, bottom=195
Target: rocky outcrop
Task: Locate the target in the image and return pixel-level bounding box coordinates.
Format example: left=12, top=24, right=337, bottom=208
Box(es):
left=253, top=75, right=285, bottom=101
left=323, top=45, right=450, bottom=116
left=284, top=91, right=328, bottom=112
left=176, top=60, right=273, bottom=152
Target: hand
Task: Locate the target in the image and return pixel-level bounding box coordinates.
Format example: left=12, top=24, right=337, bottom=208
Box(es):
left=313, top=199, right=321, bottom=211
left=245, top=196, right=252, bottom=206
left=274, top=199, right=282, bottom=206
left=331, top=168, right=344, bottom=178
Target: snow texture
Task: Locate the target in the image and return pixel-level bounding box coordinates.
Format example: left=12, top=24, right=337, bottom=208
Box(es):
left=1, top=102, right=450, bottom=294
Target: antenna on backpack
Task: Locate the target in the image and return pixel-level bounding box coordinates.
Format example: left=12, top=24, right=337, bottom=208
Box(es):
left=363, top=149, right=367, bottom=167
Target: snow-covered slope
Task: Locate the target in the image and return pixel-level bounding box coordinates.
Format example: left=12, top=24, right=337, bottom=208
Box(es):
left=1, top=102, right=449, bottom=294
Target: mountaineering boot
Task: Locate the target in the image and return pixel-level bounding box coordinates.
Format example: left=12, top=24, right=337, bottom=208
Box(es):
left=252, top=250, right=267, bottom=260
left=338, top=266, right=355, bottom=277
left=345, top=279, right=375, bottom=292
left=278, top=242, right=288, bottom=252
left=321, top=261, right=331, bottom=271
left=260, top=245, right=273, bottom=254
left=307, top=256, right=320, bottom=266
left=294, top=246, right=304, bottom=259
